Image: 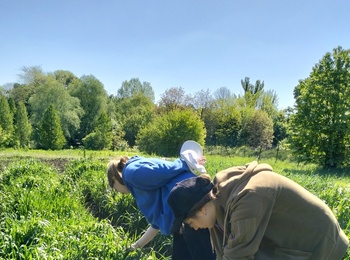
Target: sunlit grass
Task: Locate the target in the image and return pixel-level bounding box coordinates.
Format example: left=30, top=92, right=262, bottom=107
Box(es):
left=0, top=150, right=349, bottom=259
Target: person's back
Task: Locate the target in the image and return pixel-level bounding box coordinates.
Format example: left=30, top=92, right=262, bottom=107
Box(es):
left=251, top=170, right=348, bottom=259
left=123, top=156, right=195, bottom=235
left=211, top=162, right=349, bottom=259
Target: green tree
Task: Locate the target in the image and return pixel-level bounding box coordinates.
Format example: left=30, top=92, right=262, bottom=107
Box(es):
left=8, top=83, right=35, bottom=112
left=69, top=75, right=108, bottom=142
left=115, top=93, right=155, bottom=147
left=0, top=94, right=14, bottom=147
left=118, top=78, right=155, bottom=102
left=246, top=110, right=274, bottom=159
left=158, top=86, right=193, bottom=111
left=83, top=112, right=112, bottom=150
left=52, top=70, right=78, bottom=88
left=137, top=108, right=206, bottom=156
left=37, top=104, right=66, bottom=150
left=215, top=108, right=242, bottom=148
left=13, top=101, right=32, bottom=148
left=272, top=110, right=289, bottom=147
left=290, top=46, right=350, bottom=168
left=203, top=88, right=239, bottom=146
left=240, top=77, right=265, bottom=108
left=7, top=97, right=16, bottom=117
left=18, top=66, right=48, bottom=87
left=29, top=77, right=84, bottom=143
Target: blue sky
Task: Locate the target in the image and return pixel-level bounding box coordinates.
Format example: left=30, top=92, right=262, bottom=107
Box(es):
left=1, top=1, right=349, bottom=109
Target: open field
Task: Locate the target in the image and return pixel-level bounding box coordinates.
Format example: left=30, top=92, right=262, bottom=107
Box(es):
left=0, top=149, right=349, bottom=259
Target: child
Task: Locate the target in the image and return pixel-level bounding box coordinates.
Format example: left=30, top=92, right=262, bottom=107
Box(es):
left=107, top=141, right=215, bottom=260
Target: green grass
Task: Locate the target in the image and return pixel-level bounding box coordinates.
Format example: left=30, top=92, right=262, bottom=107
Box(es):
left=0, top=149, right=349, bottom=259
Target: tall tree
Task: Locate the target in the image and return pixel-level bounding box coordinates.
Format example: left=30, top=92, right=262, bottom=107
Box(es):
left=0, top=94, right=14, bottom=147
left=158, top=86, right=192, bottom=111
left=52, top=70, right=77, bottom=88
left=7, top=97, right=16, bottom=117
left=240, top=77, right=265, bottom=108
left=192, top=89, right=213, bottom=112
left=214, top=108, right=241, bottom=148
left=117, top=78, right=155, bottom=102
left=83, top=111, right=112, bottom=150
left=69, top=75, right=108, bottom=142
left=8, top=83, right=35, bottom=112
left=290, top=46, right=350, bottom=168
left=246, top=110, right=274, bottom=159
left=241, top=77, right=264, bottom=95
left=37, top=104, right=66, bottom=150
left=18, top=66, right=48, bottom=87
left=115, top=93, right=155, bottom=147
left=13, top=101, right=32, bottom=148
left=256, top=89, right=279, bottom=119
left=29, top=77, right=84, bottom=143
left=213, top=87, right=232, bottom=101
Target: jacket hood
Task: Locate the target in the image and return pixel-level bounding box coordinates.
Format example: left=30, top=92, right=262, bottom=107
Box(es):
left=212, top=161, right=273, bottom=248
left=213, top=161, right=273, bottom=204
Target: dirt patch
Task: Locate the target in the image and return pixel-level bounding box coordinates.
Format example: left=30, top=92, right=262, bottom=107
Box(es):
left=0, top=157, right=72, bottom=173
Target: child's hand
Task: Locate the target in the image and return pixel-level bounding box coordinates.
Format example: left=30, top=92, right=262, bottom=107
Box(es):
left=197, top=156, right=206, bottom=166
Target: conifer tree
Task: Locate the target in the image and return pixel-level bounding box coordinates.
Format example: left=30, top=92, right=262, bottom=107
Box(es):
left=14, top=101, right=32, bottom=148
left=83, top=111, right=112, bottom=150
left=37, top=104, right=66, bottom=150
left=0, top=94, right=14, bottom=146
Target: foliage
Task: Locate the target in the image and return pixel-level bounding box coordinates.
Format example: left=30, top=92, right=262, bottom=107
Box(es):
left=290, top=46, right=350, bottom=168
left=13, top=101, right=32, bottom=148
left=246, top=110, right=274, bottom=150
left=69, top=75, right=108, bottom=144
left=114, top=93, right=155, bottom=147
left=117, top=78, right=155, bottom=103
left=52, top=70, right=78, bottom=88
left=37, top=104, right=66, bottom=150
left=202, top=93, right=238, bottom=146
left=0, top=94, right=14, bottom=147
left=137, top=108, right=206, bottom=156
left=240, top=77, right=265, bottom=108
left=272, top=110, right=289, bottom=147
left=83, top=112, right=112, bottom=150
left=0, top=159, right=156, bottom=259
left=28, top=77, right=84, bottom=141
left=0, top=152, right=349, bottom=259
left=213, top=102, right=241, bottom=147
left=158, top=86, right=192, bottom=111
left=18, top=66, right=47, bottom=87
left=7, top=83, right=35, bottom=110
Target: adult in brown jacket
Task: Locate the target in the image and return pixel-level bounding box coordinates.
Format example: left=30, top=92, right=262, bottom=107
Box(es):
left=168, top=161, right=349, bottom=259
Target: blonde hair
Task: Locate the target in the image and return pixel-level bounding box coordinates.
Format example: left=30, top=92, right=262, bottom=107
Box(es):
left=106, top=156, right=129, bottom=188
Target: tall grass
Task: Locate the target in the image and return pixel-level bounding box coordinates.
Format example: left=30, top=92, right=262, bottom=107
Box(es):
left=0, top=159, right=164, bottom=259
left=0, top=153, right=349, bottom=259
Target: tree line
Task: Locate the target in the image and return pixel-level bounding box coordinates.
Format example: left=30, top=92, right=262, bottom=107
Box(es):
left=1, top=46, right=350, bottom=169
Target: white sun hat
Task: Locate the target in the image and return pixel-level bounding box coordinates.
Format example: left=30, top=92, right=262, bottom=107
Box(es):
left=180, top=140, right=206, bottom=174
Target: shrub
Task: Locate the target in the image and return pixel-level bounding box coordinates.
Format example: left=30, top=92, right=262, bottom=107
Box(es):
left=137, top=108, right=206, bottom=156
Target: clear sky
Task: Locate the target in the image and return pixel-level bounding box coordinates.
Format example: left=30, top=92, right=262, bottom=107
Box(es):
left=1, top=1, right=349, bottom=109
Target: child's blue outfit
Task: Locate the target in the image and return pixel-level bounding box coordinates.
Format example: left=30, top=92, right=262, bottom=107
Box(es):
left=122, top=155, right=216, bottom=260
left=122, top=156, right=195, bottom=235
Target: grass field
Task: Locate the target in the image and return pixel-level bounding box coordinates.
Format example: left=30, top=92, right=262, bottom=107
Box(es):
left=0, top=149, right=349, bottom=259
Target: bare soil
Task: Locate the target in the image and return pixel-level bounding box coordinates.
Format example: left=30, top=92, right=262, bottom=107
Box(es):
left=0, top=157, right=72, bottom=173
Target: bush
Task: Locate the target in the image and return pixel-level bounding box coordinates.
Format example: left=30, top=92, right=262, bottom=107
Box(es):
left=137, top=108, right=206, bottom=156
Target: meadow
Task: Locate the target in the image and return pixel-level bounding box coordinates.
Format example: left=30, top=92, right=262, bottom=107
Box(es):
left=0, top=149, right=349, bottom=259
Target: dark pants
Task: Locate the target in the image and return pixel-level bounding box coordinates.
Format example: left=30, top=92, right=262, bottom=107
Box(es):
left=172, top=225, right=216, bottom=260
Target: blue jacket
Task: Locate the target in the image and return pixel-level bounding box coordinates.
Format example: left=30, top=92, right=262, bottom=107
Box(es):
left=122, top=156, right=195, bottom=236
